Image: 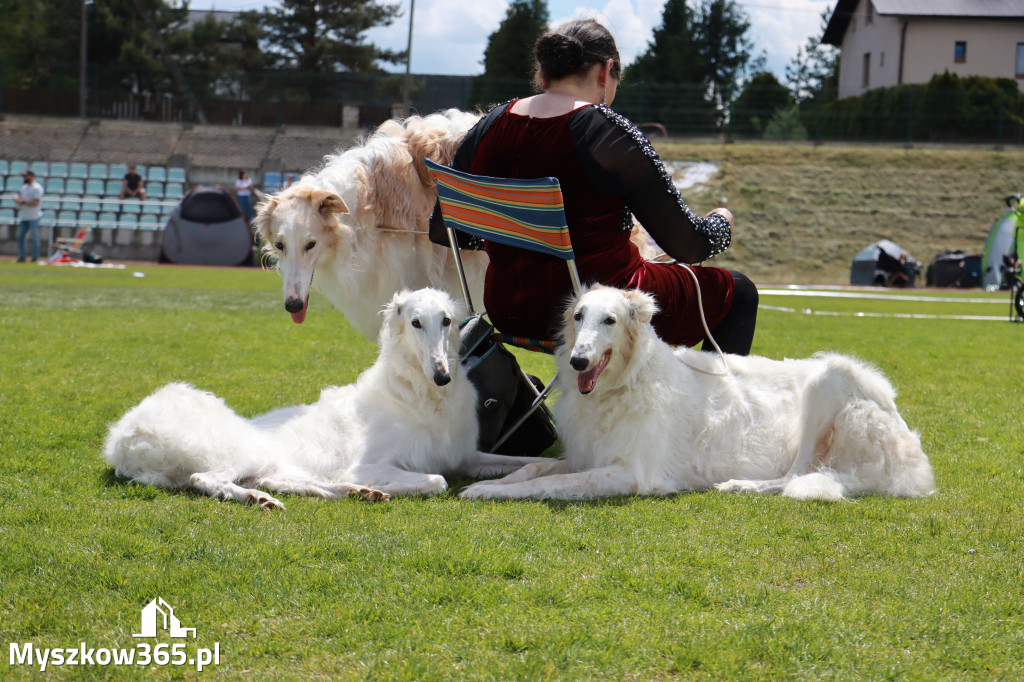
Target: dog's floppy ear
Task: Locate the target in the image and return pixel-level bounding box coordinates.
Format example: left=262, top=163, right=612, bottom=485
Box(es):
left=315, top=190, right=349, bottom=217
left=252, top=196, right=278, bottom=240
left=623, top=289, right=658, bottom=325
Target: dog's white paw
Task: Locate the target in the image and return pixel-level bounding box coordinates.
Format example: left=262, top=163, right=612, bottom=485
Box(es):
left=715, top=479, right=758, bottom=494
left=349, top=485, right=390, bottom=502
left=246, top=490, right=286, bottom=510
left=459, top=482, right=502, bottom=499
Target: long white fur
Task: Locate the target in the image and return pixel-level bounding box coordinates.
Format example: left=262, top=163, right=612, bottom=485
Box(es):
left=104, top=289, right=547, bottom=509
left=252, top=109, right=488, bottom=339
left=461, top=285, right=935, bottom=502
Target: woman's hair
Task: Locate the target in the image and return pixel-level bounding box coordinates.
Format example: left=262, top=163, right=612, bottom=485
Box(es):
left=534, top=19, right=621, bottom=87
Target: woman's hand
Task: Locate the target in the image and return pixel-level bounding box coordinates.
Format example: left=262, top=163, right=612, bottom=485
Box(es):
left=705, top=207, right=733, bottom=228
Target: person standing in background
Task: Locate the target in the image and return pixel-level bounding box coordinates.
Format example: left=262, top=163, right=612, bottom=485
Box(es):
left=235, top=170, right=255, bottom=222
left=15, top=170, right=44, bottom=262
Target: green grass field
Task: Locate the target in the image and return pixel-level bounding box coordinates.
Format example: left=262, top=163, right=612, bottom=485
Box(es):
left=2, top=261, right=1023, bottom=680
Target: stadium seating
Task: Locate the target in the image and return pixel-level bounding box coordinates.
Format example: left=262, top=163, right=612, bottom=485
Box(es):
left=66, top=178, right=85, bottom=195
left=167, top=167, right=186, bottom=183
left=88, top=163, right=108, bottom=179
left=31, top=161, right=49, bottom=177
left=10, top=161, right=28, bottom=176
left=45, top=178, right=66, bottom=194
left=109, top=164, right=127, bottom=179
left=50, top=162, right=69, bottom=178
left=69, top=163, right=88, bottom=179
left=147, top=166, right=167, bottom=183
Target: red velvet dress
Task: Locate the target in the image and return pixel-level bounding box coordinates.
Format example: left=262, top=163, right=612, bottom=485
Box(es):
left=445, top=101, right=735, bottom=347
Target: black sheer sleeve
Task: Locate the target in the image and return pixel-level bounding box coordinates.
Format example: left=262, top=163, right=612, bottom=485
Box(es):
left=568, top=104, right=731, bottom=263
left=428, top=103, right=512, bottom=248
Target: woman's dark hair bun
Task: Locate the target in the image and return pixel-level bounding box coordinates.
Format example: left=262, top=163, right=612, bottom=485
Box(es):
left=534, top=19, right=621, bottom=86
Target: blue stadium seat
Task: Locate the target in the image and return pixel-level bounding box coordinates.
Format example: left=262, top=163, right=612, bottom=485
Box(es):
left=109, top=164, right=127, bottom=179
left=61, top=197, right=82, bottom=212
left=97, top=212, right=118, bottom=229
left=88, top=163, right=108, bottom=179
left=147, top=166, right=167, bottom=183
left=0, top=208, right=15, bottom=225
left=45, top=178, right=66, bottom=194
left=10, top=161, right=28, bottom=176
left=263, top=171, right=282, bottom=192
left=165, top=183, right=184, bottom=200
left=49, top=162, right=69, bottom=178
left=69, top=163, right=88, bottom=179
left=31, top=161, right=49, bottom=178
left=118, top=213, right=139, bottom=230
left=105, top=180, right=122, bottom=196
left=0, top=196, right=15, bottom=210
left=120, top=200, right=142, bottom=214
left=85, top=179, right=105, bottom=196
left=0, top=160, right=8, bottom=176
left=147, top=181, right=164, bottom=198
left=139, top=213, right=160, bottom=230
left=65, top=178, right=85, bottom=195
left=57, top=210, right=78, bottom=228
left=77, top=211, right=98, bottom=229
left=4, top=176, right=21, bottom=191
left=141, top=200, right=162, bottom=215
left=41, top=197, right=62, bottom=212
left=167, top=167, right=186, bottom=183
left=81, top=195, right=102, bottom=213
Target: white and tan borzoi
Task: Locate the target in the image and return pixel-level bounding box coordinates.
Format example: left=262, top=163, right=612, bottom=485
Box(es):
left=461, top=285, right=935, bottom=502
left=104, top=289, right=545, bottom=509
left=252, top=110, right=488, bottom=339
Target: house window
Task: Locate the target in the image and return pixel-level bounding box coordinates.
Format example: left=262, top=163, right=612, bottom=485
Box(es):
left=880, top=52, right=885, bottom=67
left=955, top=42, right=967, bottom=63
left=1017, top=44, right=1024, bottom=78
left=863, top=53, right=871, bottom=88
left=866, top=2, right=874, bottom=24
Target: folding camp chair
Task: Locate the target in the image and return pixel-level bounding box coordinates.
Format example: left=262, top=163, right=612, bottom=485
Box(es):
left=47, top=225, right=93, bottom=263
left=425, top=158, right=581, bottom=452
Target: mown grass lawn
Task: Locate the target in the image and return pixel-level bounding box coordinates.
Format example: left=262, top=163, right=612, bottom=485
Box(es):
left=2, top=261, right=1022, bottom=680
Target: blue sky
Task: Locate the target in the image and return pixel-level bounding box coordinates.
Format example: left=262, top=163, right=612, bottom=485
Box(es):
left=189, top=1, right=834, bottom=82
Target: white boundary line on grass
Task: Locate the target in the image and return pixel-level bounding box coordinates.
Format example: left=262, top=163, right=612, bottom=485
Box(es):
left=760, top=288, right=1001, bottom=304
left=760, top=305, right=1006, bottom=322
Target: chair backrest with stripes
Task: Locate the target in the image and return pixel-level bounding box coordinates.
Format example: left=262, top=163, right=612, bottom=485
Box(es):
left=425, top=159, right=575, bottom=262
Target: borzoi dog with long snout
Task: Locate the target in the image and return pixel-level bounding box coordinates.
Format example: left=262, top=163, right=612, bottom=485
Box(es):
left=461, top=285, right=935, bottom=502
left=104, top=289, right=546, bottom=509
left=253, top=109, right=488, bottom=339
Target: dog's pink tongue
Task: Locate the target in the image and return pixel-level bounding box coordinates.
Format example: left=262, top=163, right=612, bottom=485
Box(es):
left=290, top=304, right=307, bottom=324
left=576, top=351, right=611, bottom=395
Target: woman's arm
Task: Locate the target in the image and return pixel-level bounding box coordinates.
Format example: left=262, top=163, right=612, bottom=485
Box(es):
left=570, top=105, right=731, bottom=264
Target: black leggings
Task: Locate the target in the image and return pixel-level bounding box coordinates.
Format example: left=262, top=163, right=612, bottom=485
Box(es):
left=703, top=270, right=758, bottom=356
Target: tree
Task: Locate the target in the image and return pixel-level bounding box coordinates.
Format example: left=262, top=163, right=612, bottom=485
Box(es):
left=628, top=0, right=700, bottom=84
left=260, top=0, right=404, bottom=74
left=730, top=71, right=794, bottom=138
left=693, top=0, right=753, bottom=113
left=785, top=6, right=838, bottom=104
left=470, top=0, right=550, bottom=109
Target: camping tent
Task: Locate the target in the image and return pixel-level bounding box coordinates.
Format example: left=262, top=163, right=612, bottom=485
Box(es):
left=160, top=186, right=253, bottom=266
left=925, top=250, right=982, bottom=288
left=981, top=210, right=1022, bottom=289
left=850, top=240, right=919, bottom=286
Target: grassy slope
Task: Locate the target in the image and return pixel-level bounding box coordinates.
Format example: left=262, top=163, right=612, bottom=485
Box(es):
left=652, top=142, right=1024, bottom=284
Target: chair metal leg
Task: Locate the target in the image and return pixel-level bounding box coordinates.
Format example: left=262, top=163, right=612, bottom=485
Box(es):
left=490, top=368, right=558, bottom=452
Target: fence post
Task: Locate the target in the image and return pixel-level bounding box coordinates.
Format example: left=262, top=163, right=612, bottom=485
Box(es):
left=996, top=89, right=1004, bottom=149
left=815, top=91, right=823, bottom=145
left=905, top=86, right=914, bottom=146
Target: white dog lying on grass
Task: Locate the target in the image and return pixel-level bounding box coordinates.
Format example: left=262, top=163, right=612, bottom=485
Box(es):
left=104, top=289, right=546, bottom=509
left=461, top=285, right=935, bottom=502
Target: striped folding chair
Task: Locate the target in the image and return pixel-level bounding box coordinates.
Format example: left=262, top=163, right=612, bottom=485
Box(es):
left=425, top=158, right=580, bottom=452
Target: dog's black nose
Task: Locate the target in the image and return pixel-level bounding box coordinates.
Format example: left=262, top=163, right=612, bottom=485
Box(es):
left=284, top=297, right=304, bottom=313
left=433, top=371, right=452, bottom=387
left=570, top=356, right=589, bottom=371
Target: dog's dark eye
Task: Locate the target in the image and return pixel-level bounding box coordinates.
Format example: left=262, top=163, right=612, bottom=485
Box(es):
left=274, top=241, right=284, bottom=252
left=304, top=240, right=317, bottom=252
left=411, top=319, right=422, bottom=329
left=573, top=311, right=582, bottom=322
left=442, top=317, right=452, bottom=327
left=603, top=317, right=616, bottom=325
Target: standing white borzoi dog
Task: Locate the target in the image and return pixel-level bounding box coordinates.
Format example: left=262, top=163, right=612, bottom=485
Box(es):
left=252, top=109, right=488, bottom=340
left=461, top=286, right=935, bottom=502
left=104, top=289, right=546, bottom=509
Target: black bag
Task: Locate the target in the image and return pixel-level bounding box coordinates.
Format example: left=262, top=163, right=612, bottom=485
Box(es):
left=459, top=314, right=558, bottom=456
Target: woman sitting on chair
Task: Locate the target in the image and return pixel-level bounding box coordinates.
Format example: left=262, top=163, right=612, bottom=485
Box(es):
left=431, top=18, right=758, bottom=355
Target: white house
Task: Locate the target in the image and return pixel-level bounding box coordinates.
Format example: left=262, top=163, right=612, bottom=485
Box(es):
left=823, top=0, right=1024, bottom=99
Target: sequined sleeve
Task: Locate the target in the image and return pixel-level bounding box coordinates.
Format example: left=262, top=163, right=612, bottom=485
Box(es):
left=568, top=104, right=731, bottom=262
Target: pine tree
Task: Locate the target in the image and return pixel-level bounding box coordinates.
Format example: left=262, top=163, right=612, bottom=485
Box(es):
left=469, top=0, right=550, bottom=109
left=628, top=0, right=700, bottom=84
left=785, top=6, right=839, bottom=104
